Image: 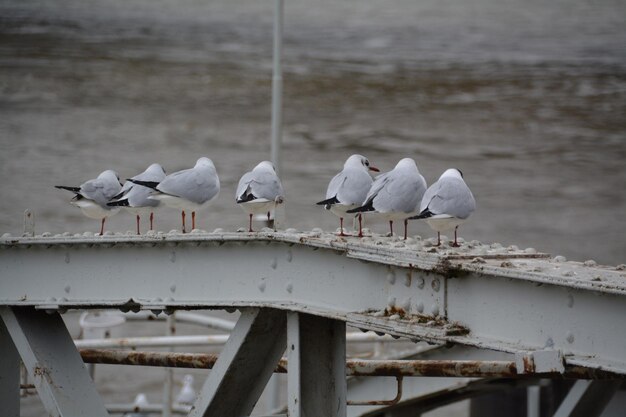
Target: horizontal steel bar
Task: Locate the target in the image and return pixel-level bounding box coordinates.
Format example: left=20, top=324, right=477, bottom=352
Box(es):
left=106, top=403, right=190, bottom=415
left=74, top=332, right=396, bottom=349
left=79, top=349, right=623, bottom=379
left=75, top=334, right=229, bottom=348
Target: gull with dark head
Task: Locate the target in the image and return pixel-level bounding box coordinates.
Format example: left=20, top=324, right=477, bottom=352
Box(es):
left=108, top=163, right=166, bottom=234
left=236, top=161, right=285, bottom=232
left=316, top=154, right=379, bottom=237
left=55, top=169, right=123, bottom=235
left=409, top=168, right=475, bottom=247
left=348, top=158, right=427, bottom=239
left=130, top=157, right=220, bottom=233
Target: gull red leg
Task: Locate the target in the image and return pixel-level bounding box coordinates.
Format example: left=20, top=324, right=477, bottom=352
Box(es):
left=99, top=218, right=105, bottom=235
left=136, top=215, right=141, bottom=235
left=358, top=214, right=363, bottom=238
left=249, top=213, right=254, bottom=233
left=339, top=218, right=346, bottom=236
left=149, top=212, right=154, bottom=230
left=181, top=210, right=186, bottom=233
left=436, top=231, right=441, bottom=246
left=452, top=226, right=460, bottom=247
left=192, top=211, right=196, bottom=230
left=389, top=220, right=393, bottom=236
left=404, top=219, right=408, bottom=240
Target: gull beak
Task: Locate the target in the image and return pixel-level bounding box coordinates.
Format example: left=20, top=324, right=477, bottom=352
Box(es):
left=369, top=166, right=380, bottom=172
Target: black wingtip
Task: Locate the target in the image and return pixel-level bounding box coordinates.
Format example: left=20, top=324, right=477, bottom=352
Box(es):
left=316, top=196, right=340, bottom=206
left=409, top=208, right=434, bottom=220
left=128, top=179, right=159, bottom=189
left=236, top=193, right=257, bottom=204
left=346, top=200, right=375, bottom=214
left=55, top=185, right=80, bottom=192
left=107, top=199, right=130, bottom=207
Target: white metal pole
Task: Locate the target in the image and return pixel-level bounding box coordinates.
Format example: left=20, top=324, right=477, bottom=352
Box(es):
left=162, top=313, right=175, bottom=417
left=271, top=0, right=284, bottom=175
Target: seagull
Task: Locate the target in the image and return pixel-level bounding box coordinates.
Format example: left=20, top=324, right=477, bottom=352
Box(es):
left=55, top=169, right=123, bottom=235
left=347, top=158, right=427, bottom=239
left=129, top=157, right=220, bottom=233
left=236, top=161, right=285, bottom=232
left=409, top=168, right=475, bottom=247
left=175, top=374, right=196, bottom=405
left=123, top=393, right=149, bottom=417
left=316, top=154, right=379, bottom=237
left=107, top=163, right=166, bottom=234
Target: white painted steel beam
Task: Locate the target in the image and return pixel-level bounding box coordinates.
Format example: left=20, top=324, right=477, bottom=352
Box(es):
left=1, top=231, right=625, bottom=375
left=288, top=312, right=347, bottom=417
left=0, top=307, right=109, bottom=417
left=73, top=330, right=395, bottom=349
left=0, top=318, right=20, bottom=417
left=191, top=308, right=287, bottom=417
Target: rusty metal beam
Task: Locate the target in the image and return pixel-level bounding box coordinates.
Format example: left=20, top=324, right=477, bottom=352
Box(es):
left=78, top=349, right=622, bottom=380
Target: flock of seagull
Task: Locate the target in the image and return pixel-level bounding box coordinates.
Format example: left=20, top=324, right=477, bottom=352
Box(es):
left=55, top=154, right=475, bottom=246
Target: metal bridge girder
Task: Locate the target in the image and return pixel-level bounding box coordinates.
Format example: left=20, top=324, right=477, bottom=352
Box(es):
left=0, top=307, right=109, bottom=417
left=288, top=312, right=347, bottom=417
left=190, top=308, right=287, bottom=417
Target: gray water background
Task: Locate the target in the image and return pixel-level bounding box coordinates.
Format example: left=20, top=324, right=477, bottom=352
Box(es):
left=1, top=0, right=625, bottom=262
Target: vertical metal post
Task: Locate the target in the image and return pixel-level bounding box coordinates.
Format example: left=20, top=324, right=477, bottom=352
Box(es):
left=162, top=312, right=175, bottom=417
left=0, top=307, right=109, bottom=416
left=287, top=312, right=347, bottom=417
left=0, top=317, right=20, bottom=417
left=271, top=0, right=284, bottom=175
left=527, top=385, right=540, bottom=417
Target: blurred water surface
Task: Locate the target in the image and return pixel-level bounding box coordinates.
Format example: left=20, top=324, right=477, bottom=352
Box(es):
left=1, top=0, right=625, bottom=265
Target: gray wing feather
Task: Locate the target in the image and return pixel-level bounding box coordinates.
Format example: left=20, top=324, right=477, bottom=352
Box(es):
left=422, top=178, right=475, bottom=219
left=250, top=170, right=284, bottom=200
left=158, top=166, right=219, bottom=204
left=325, top=172, right=346, bottom=200
left=327, top=167, right=372, bottom=205
left=374, top=172, right=425, bottom=213
left=80, top=178, right=120, bottom=206
left=362, top=172, right=391, bottom=206
left=236, top=171, right=255, bottom=199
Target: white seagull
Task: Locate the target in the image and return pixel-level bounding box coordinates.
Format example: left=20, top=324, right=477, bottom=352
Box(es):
left=130, top=157, right=220, bottom=233
left=409, top=168, right=476, bottom=246
left=316, top=154, right=379, bottom=237
left=123, top=393, right=149, bottom=417
left=55, top=169, right=123, bottom=235
left=236, top=161, right=285, bottom=232
left=108, top=163, right=166, bottom=234
left=175, top=374, right=196, bottom=405
left=348, top=158, right=427, bottom=239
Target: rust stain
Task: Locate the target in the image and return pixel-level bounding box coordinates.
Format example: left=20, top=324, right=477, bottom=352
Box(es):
left=522, top=356, right=535, bottom=373
left=385, top=306, right=407, bottom=318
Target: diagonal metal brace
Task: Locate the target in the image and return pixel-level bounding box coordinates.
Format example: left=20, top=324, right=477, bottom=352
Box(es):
left=190, top=308, right=287, bottom=417
left=0, top=307, right=109, bottom=417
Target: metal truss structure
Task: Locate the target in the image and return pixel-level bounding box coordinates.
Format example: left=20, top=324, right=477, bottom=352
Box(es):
left=1, top=230, right=625, bottom=416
